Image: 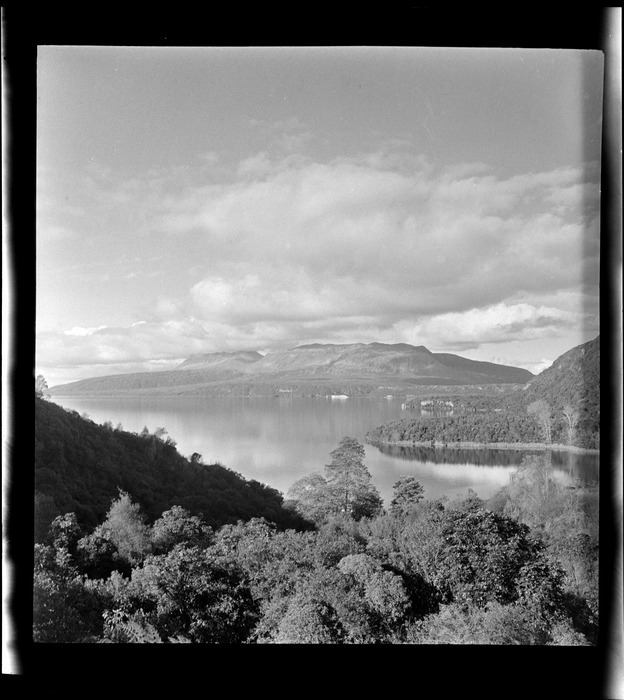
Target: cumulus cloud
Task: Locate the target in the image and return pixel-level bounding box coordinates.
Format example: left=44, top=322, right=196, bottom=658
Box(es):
left=395, top=302, right=581, bottom=351
left=159, top=153, right=598, bottom=330
left=36, top=145, right=600, bottom=380
left=38, top=320, right=216, bottom=371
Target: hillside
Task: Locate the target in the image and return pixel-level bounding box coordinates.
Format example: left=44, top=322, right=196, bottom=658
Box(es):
left=34, top=395, right=310, bottom=541
left=366, top=336, right=600, bottom=450
left=518, top=335, right=600, bottom=448
left=521, top=335, right=600, bottom=410
left=50, top=342, right=534, bottom=397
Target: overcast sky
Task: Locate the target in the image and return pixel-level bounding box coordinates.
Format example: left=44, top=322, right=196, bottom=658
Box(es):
left=35, top=46, right=604, bottom=386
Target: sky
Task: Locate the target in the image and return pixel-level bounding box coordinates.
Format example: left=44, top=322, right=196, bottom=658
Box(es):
left=35, top=46, right=604, bottom=387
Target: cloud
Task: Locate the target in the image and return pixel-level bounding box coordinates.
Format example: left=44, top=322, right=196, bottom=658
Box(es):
left=38, top=320, right=216, bottom=372
left=36, top=145, right=600, bottom=379
left=64, top=326, right=107, bottom=336
left=159, top=154, right=598, bottom=326
left=394, top=302, right=581, bottom=351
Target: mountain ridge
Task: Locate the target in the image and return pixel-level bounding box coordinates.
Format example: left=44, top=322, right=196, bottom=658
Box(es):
left=49, top=342, right=534, bottom=397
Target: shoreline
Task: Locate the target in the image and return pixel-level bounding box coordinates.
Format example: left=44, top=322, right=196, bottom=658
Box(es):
left=366, top=439, right=599, bottom=455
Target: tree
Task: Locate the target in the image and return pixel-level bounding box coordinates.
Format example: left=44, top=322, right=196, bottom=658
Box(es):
left=35, top=374, right=50, bottom=399
left=77, top=525, right=130, bottom=579
left=33, top=541, right=108, bottom=642
left=407, top=601, right=557, bottom=645
left=151, top=505, right=213, bottom=554
left=502, top=455, right=572, bottom=531
left=527, top=400, right=553, bottom=443
left=338, top=553, right=411, bottom=626
left=47, top=512, right=83, bottom=552
left=390, top=476, right=425, bottom=515
left=285, top=438, right=383, bottom=523
left=286, top=472, right=331, bottom=524
left=273, top=595, right=344, bottom=644
left=133, top=545, right=259, bottom=643
left=100, top=490, right=152, bottom=565
left=562, top=404, right=580, bottom=446
left=324, top=437, right=383, bottom=519
left=434, top=506, right=563, bottom=610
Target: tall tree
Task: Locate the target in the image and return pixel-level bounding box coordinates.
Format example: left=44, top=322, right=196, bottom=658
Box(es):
left=562, top=404, right=580, bottom=446
left=324, top=437, right=382, bottom=519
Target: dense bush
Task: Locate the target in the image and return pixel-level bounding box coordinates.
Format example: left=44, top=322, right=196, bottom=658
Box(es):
left=33, top=467, right=598, bottom=646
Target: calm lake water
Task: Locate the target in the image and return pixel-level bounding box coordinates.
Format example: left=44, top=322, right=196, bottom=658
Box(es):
left=51, top=395, right=600, bottom=507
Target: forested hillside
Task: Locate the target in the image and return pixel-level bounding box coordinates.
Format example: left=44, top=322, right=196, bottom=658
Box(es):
left=518, top=335, right=600, bottom=447
left=367, top=336, right=600, bottom=450
left=34, top=396, right=310, bottom=541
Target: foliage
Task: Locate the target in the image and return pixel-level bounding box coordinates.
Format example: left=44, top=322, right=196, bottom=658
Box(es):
left=77, top=524, right=131, bottom=579
left=101, top=609, right=164, bottom=643
left=47, top=512, right=83, bottom=553
left=495, top=454, right=599, bottom=638
left=366, top=411, right=543, bottom=447
left=286, top=437, right=383, bottom=523
left=34, top=486, right=597, bottom=645
left=151, top=505, right=213, bottom=553
left=433, top=506, right=559, bottom=609
left=132, top=544, right=259, bottom=643
left=390, top=476, right=425, bottom=515
left=527, top=399, right=553, bottom=443
left=284, top=473, right=330, bottom=524
left=35, top=374, right=50, bottom=399
left=272, top=595, right=345, bottom=644
left=34, top=395, right=310, bottom=538
left=407, top=601, right=566, bottom=645
left=100, top=490, right=152, bottom=566
left=33, top=542, right=109, bottom=642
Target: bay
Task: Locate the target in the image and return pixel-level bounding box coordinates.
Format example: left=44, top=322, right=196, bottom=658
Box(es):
left=51, top=395, right=600, bottom=507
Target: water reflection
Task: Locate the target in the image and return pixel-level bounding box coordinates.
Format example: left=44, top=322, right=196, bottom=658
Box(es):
left=374, top=443, right=600, bottom=485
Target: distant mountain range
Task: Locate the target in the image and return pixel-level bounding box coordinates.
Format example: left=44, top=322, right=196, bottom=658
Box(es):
left=49, top=342, right=534, bottom=397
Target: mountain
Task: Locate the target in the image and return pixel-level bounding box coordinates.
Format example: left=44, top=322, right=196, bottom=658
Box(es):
left=50, top=342, right=534, bottom=397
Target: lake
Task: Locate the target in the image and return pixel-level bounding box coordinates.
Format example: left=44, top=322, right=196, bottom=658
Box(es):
left=51, top=395, right=600, bottom=507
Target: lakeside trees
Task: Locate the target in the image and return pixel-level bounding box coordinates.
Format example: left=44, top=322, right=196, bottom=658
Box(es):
left=366, top=396, right=598, bottom=450
left=285, top=437, right=383, bottom=524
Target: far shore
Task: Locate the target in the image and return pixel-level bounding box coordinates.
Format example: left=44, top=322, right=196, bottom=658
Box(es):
left=366, top=439, right=599, bottom=455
